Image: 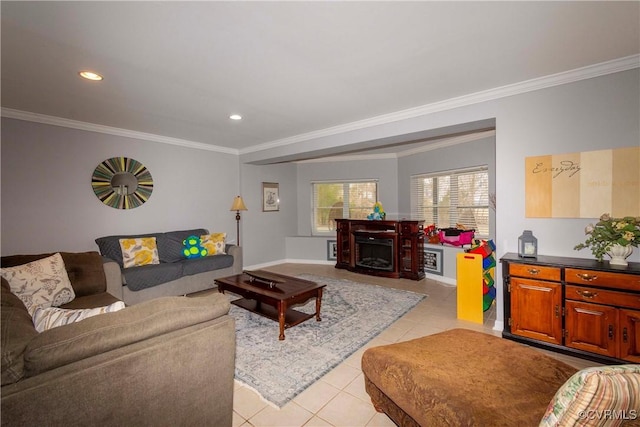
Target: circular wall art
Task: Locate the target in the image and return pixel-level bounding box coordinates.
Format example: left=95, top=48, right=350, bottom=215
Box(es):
left=91, top=157, right=153, bottom=209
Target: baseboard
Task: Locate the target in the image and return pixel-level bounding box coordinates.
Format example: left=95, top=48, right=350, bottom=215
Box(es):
left=424, top=272, right=456, bottom=286
left=244, top=258, right=334, bottom=270
left=243, top=259, right=286, bottom=270
left=285, top=259, right=336, bottom=266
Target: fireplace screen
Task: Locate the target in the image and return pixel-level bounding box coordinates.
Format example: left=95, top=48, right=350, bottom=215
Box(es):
left=355, top=235, right=394, bottom=271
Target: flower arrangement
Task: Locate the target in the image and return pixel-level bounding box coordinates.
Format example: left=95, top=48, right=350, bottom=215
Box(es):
left=574, top=213, right=640, bottom=262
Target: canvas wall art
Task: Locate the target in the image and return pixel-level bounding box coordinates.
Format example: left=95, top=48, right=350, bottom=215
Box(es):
left=525, top=146, right=639, bottom=218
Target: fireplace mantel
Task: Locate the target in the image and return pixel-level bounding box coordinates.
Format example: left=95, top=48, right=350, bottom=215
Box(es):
left=335, top=219, right=425, bottom=280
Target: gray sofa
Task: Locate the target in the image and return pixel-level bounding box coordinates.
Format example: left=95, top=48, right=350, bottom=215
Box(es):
left=1, top=251, right=235, bottom=426
left=96, top=228, right=242, bottom=305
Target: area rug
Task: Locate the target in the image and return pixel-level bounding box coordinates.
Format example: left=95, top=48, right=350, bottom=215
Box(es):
left=230, top=274, right=426, bottom=408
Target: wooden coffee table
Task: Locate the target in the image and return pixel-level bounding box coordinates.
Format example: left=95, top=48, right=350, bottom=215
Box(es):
left=215, top=270, right=325, bottom=340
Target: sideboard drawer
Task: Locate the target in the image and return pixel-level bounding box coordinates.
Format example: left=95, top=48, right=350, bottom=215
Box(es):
left=566, top=268, right=640, bottom=292
left=509, top=264, right=561, bottom=281
left=565, top=285, right=640, bottom=310
left=400, top=222, right=422, bottom=234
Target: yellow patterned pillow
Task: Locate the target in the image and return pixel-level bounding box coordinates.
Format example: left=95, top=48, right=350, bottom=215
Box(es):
left=201, top=233, right=226, bottom=256
left=119, top=237, right=160, bottom=268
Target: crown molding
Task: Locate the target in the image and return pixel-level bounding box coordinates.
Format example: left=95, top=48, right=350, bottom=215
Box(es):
left=242, top=54, right=639, bottom=155
left=0, top=108, right=240, bottom=155
left=2, top=55, right=637, bottom=155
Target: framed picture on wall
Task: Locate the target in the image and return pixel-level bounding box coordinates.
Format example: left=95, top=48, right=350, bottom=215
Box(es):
left=262, top=182, right=279, bottom=212
left=327, top=240, right=338, bottom=261
left=424, top=247, right=443, bottom=275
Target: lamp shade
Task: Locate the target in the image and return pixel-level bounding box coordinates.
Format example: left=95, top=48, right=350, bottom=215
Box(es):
left=230, top=196, right=248, bottom=211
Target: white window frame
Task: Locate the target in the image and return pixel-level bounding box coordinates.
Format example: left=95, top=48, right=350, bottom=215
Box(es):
left=311, top=180, right=378, bottom=235
left=410, top=166, right=490, bottom=239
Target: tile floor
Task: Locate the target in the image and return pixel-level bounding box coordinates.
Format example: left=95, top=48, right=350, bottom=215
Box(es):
left=230, top=263, right=599, bottom=427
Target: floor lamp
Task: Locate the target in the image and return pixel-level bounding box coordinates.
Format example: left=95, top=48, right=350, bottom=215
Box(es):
left=230, top=196, right=248, bottom=246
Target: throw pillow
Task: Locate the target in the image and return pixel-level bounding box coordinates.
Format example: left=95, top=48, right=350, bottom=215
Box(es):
left=182, top=235, right=207, bottom=259
left=539, top=364, right=640, bottom=427
left=32, top=301, right=126, bottom=333
left=0, top=253, right=75, bottom=316
left=119, top=237, right=160, bottom=268
left=201, top=233, right=226, bottom=256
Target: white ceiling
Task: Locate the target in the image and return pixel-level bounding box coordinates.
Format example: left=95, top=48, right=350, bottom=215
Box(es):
left=2, top=1, right=639, bottom=155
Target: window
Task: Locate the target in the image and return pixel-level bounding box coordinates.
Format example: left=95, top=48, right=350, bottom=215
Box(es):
left=312, top=181, right=377, bottom=234
left=411, top=166, right=489, bottom=238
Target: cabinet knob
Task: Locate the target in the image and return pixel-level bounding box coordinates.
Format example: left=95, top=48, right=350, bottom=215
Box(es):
left=576, top=290, right=598, bottom=299
left=527, top=268, right=540, bottom=275
left=576, top=273, right=598, bottom=282
left=608, top=325, right=615, bottom=340
left=623, top=327, right=628, bottom=343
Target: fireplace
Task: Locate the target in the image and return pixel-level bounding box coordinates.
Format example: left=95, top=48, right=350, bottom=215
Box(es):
left=355, top=235, right=394, bottom=272
left=335, top=219, right=425, bottom=280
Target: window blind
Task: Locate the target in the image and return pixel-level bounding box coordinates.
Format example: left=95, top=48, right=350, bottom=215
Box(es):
left=410, top=166, right=489, bottom=237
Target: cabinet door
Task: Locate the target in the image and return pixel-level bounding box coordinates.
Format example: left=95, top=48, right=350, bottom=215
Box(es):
left=399, top=231, right=425, bottom=280
left=620, top=309, right=640, bottom=363
left=510, top=278, right=563, bottom=345
left=335, top=221, right=351, bottom=267
left=400, top=236, right=413, bottom=273
left=565, top=300, right=617, bottom=358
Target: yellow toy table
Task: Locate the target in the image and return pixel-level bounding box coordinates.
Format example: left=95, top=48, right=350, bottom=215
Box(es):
left=456, top=253, right=484, bottom=324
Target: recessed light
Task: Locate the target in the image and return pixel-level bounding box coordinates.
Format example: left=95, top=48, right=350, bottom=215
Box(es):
left=229, top=114, right=242, bottom=120
left=79, top=71, right=103, bottom=81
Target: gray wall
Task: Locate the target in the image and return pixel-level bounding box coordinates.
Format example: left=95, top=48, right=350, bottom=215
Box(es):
left=1, top=118, right=240, bottom=254
left=239, top=162, right=298, bottom=266
left=492, top=70, right=639, bottom=262
left=283, top=157, right=398, bottom=263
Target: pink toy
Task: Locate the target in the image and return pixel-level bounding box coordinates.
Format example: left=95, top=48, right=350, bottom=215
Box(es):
left=438, top=228, right=475, bottom=247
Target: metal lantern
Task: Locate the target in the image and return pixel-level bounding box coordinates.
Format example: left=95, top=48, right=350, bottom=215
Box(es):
left=518, top=230, right=538, bottom=258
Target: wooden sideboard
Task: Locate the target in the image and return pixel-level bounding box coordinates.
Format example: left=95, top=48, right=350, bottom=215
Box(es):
left=335, top=219, right=425, bottom=280
left=501, top=253, right=640, bottom=364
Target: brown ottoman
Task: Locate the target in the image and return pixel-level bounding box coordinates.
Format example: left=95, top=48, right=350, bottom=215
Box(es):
left=361, top=328, right=578, bottom=427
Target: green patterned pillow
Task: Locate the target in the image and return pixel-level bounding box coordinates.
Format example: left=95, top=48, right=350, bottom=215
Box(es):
left=540, top=364, right=640, bottom=426
left=119, top=237, right=160, bottom=268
